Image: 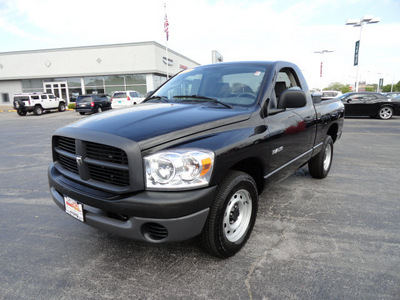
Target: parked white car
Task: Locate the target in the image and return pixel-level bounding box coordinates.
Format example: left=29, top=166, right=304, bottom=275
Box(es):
left=111, top=90, right=145, bottom=108
left=321, top=91, right=342, bottom=101
left=13, top=93, right=66, bottom=116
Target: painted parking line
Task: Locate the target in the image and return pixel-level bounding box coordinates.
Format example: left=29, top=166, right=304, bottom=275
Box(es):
left=343, top=132, right=400, bottom=136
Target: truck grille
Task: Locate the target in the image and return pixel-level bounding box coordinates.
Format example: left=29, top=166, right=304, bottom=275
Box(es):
left=55, top=136, right=130, bottom=187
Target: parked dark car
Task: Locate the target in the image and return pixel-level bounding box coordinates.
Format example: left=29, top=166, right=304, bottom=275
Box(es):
left=339, top=92, right=400, bottom=120
left=75, top=94, right=112, bottom=115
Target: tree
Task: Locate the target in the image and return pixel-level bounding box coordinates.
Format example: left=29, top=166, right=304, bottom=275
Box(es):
left=324, top=82, right=344, bottom=91
left=341, top=85, right=351, bottom=93
left=324, top=82, right=352, bottom=94
left=382, top=81, right=400, bottom=92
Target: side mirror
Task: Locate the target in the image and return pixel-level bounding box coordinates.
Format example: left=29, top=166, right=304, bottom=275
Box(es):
left=311, top=93, right=322, bottom=103
left=278, top=90, right=307, bottom=109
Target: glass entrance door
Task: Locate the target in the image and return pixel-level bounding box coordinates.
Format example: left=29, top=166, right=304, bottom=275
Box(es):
left=43, top=82, right=69, bottom=104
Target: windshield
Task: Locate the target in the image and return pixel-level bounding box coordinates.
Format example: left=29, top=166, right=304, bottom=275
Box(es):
left=113, top=93, right=127, bottom=99
left=151, top=64, right=267, bottom=107
left=77, top=96, right=93, bottom=103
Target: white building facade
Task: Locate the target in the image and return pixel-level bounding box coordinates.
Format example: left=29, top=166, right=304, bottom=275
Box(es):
left=0, top=41, right=199, bottom=105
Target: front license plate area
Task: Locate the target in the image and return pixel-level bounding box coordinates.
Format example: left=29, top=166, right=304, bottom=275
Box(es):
left=64, top=196, right=84, bottom=222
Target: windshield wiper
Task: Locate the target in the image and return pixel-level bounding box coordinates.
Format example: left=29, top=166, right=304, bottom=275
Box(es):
left=144, top=95, right=171, bottom=103
left=174, top=95, right=232, bottom=108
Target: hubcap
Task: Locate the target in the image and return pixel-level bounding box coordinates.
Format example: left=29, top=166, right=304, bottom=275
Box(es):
left=323, top=144, right=332, bottom=171
left=380, top=107, right=392, bottom=119
left=223, top=189, right=252, bottom=242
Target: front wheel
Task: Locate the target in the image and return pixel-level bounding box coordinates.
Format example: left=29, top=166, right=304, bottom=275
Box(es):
left=58, top=103, right=66, bottom=112
left=200, top=171, right=258, bottom=258
left=308, top=135, right=333, bottom=179
left=33, top=105, right=43, bottom=116
left=378, top=106, right=393, bottom=120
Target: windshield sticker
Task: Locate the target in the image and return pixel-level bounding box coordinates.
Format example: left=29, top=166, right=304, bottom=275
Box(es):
left=254, top=71, right=262, bottom=76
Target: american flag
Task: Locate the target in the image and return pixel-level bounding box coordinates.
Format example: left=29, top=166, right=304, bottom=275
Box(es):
left=164, top=14, right=169, bottom=41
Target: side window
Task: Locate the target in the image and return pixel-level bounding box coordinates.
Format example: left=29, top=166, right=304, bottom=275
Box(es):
left=363, top=95, right=376, bottom=101
left=49, top=94, right=55, bottom=99
left=32, top=95, right=40, bottom=100
left=41, top=95, right=47, bottom=100
left=271, top=68, right=301, bottom=109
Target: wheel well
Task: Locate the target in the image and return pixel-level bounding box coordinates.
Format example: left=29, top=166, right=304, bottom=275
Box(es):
left=327, top=123, right=339, bottom=142
left=230, top=158, right=264, bottom=194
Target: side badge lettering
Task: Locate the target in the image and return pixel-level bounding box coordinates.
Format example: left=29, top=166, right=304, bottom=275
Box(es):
left=272, top=146, right=283, bottom=155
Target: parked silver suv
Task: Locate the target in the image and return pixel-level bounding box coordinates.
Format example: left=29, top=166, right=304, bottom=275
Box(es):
left=13, top=93, right=66, bottom=116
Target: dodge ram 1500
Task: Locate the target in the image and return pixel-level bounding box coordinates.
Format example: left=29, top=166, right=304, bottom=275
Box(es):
left=48, top=61, right=344, bottom=258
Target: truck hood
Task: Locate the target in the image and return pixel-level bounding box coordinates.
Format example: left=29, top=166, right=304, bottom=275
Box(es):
left=69, top=103, right=252, bottom=149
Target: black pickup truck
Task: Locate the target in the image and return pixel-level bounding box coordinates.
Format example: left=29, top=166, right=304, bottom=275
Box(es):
left=48, top=61, right=344, bottom=258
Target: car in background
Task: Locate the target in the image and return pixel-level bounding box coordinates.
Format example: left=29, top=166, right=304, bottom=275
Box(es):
left=13, top=93, right=66, bottom=116
left=75, top=94, right=112, bottom=115
left=381, top=92, right=400, bottom=99
left=339, top=92, right=400, bottom=120
left=111, top=90, right=145, bottom=109
left=321, top=90, right=342, bottom=101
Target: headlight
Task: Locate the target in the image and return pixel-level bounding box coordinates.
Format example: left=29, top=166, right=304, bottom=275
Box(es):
left=144, top=149, right=214, bottom=190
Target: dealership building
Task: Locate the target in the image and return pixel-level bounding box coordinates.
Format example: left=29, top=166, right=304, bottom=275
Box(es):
left=0, top=41, right=200, bottom=105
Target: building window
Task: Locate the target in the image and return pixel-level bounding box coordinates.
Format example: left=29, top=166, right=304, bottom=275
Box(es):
left=84, top=76, right=104, bottom=87
left=2, top=93, right=10, bottom=103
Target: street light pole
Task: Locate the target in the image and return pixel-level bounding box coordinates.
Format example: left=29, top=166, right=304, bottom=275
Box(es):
left=314, top=50, right=333, bottom=91
left=346, top=15, right=380, bottom=92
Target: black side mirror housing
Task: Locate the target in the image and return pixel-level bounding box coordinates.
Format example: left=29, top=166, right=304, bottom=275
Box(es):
left=278, top=90, right=307, bottom=109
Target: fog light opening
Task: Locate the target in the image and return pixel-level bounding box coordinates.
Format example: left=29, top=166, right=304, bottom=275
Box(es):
left=141, top=223, right=168, bottom=241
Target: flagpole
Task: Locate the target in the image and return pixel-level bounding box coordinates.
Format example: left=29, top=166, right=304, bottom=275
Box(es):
left=164, top=3, right=169, bottom=79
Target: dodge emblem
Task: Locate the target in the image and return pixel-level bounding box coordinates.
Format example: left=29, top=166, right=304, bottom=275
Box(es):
left=76, top=156, right=83, bottom=166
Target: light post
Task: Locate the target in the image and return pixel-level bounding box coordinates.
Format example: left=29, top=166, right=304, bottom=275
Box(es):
left=346, top=15, right=380, bottom=92
left=314, top=50, right=333, bottom=91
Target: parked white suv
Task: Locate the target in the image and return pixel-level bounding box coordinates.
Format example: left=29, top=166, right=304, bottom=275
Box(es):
left=111, top=90, right=144, bottom=109
left=13, top=93, right=66, bottom=116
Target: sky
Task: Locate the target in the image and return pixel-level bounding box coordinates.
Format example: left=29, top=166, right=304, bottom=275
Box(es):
left=0, top=0, right=399, bottom=90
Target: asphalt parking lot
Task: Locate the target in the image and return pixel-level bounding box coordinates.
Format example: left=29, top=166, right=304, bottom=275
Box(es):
left=0, top=110, right=399, bottom=299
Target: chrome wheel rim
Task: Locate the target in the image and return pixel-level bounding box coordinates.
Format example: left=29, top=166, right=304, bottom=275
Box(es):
left=380, top=107, right=392, bottom=119
left=323, top=144, right=332, bottom=171
left=223, top=189, right=252, bottom=242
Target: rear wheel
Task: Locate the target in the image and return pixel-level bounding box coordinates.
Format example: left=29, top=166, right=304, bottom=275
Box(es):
left=96, top=106, right=102, bottom=113
left=378, top=106, right=393, bottom=120
left=308, top=135, right=333, bottom=179
left=17, top=110, right=27, bottom=116
left=33, top=105, right=43, bottom=116
left=200, top=171, right=258, bottom=258
left=79, top=112, right=85, bottom=115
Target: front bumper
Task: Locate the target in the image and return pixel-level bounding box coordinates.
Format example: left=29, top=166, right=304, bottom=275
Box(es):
left=48, top=163, right=216, bottom=242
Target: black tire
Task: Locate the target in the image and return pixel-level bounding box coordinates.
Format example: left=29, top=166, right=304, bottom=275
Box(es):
left=33, top=105, right=43, bottom=116
left=58, top=103, right=66, bottom=112
left=17, top=110, right=27, bottom=116
left=79, top=112, right=85, bottom=115
left=378, top=106, right=393, bottom=120
left=200, top=170, right=258, bottom=258
left=308, top=135, right=333, bottom=179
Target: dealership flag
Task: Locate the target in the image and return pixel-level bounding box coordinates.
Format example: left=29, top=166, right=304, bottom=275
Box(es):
left=164, top=14, right=169, bottom=41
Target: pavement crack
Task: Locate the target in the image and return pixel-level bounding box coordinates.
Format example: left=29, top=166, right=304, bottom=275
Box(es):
left=245, top=229, right=287, bottom=300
